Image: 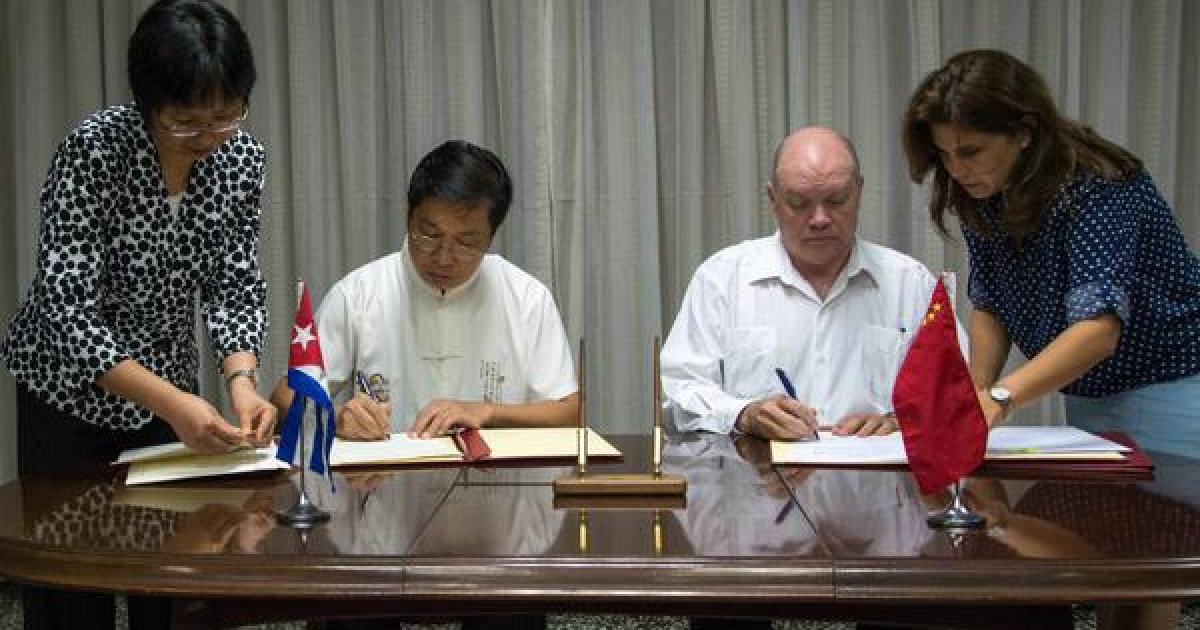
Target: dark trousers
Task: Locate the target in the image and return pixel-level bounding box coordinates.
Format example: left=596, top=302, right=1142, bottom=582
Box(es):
left=17, top=384, right=175, bottom=630
left=16, top=384, right=174, bottom=477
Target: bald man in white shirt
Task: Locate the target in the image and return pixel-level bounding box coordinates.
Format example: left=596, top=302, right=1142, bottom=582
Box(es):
left=662, top=127, right=949, bottom=441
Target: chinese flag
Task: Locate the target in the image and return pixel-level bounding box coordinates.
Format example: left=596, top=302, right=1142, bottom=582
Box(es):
left=892, top=277, right=986, bottom=495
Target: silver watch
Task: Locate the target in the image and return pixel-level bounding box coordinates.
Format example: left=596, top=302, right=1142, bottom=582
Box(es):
left=225, top=368, right=260, bottom=389
left=989, top=385, right=1012, bottom=408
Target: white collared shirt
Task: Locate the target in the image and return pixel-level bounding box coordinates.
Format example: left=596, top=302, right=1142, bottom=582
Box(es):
left=315, top=243, right=578, bottom=430
left=662, top=233, right=949, bottom=434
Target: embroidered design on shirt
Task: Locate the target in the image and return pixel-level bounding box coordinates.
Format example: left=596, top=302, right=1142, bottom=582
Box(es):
left=479, top=360, right=506, bottom=403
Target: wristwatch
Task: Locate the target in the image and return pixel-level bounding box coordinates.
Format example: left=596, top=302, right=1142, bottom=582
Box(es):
left=225, top=368, right=260, bottom=389
left=989, top=385, right=1013, bottom=412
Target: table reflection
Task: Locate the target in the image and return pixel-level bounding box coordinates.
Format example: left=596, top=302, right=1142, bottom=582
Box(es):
left=22, top=477, right=282, bottom=555
left=409, top=466, right=570, bottom=556
left=664, top=433, right=824, bottom=556
left=958, top=468, right=1200, bottom=561
left=301, top=467, right=462, bottom=555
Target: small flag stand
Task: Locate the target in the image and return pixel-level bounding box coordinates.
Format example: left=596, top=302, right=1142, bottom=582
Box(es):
left=276, top=280, right=334, bottom=528
left=926, top=479, right=984, bottom=529
left=278, top=413, right=330, bottom=528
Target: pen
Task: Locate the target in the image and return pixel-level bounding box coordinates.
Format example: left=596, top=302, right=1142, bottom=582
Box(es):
left=356, top=371, right=381, bottom=402
left=775, top=368, right=818, bottom=440
left=774, top=368, right=797, bottom=398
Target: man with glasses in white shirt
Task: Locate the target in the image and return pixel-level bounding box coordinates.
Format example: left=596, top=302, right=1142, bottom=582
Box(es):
left=271, top=140, right=580, bottom=440
left=662, top=127, right=952, bottom=441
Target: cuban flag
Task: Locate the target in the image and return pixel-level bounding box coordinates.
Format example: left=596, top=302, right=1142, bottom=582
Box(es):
left=276, top=282, right=336, bottom=476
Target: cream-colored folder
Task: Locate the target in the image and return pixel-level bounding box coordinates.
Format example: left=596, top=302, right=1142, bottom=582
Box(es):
left=118, top=428, right=624, bottom=483
left=119, top=444, right=291, bottom=486
left=331, top=427, right=621, bottom=467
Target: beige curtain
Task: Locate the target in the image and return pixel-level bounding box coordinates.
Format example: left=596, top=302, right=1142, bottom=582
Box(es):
left=2, top=0, right=1197, bottom=482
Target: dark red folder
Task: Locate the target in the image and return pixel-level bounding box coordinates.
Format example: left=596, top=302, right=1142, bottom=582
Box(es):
left=452, top=428, right=492, bottom=462
left=976, top=431, right=1155, bottom=482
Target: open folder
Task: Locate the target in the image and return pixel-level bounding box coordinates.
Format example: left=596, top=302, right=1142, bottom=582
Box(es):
left=331, top=427, right=621, bottom=467
left=119, top=427, right=623, bottom=485
left=770, top=426, right=1153, bottom=481
left=118, top=443, right=291, bottom=486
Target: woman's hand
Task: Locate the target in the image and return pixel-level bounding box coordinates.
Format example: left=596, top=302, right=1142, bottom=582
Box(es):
left=228, top=379, right=277, bottom=444
left=161, top=391, right=247, bottom=453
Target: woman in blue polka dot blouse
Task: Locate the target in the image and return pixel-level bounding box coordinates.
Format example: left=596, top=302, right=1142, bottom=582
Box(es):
left=901, top=49, right=1200, bottom=460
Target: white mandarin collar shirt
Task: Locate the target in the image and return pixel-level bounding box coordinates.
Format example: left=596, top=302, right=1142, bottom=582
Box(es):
left=316, top=243, right=577, bottom=430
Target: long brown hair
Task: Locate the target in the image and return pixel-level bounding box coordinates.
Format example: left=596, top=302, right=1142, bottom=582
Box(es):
left=901, top=49, right=1141, bottom=244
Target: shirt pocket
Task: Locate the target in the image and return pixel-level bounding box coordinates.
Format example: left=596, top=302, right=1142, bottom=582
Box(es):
left=721, top=325, right=778, bottom=399
left=860, top=325, right=908, bottom=407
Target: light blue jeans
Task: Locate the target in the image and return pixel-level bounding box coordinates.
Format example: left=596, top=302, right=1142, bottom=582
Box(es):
left=1065, top=373, right=1200, bottom=460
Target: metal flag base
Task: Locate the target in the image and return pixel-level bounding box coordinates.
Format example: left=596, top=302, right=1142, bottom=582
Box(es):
left=277, top=491, right=330, bottom=529
left=926, top=480, right=985, bottom=529
left=277, top=413, right=330, bottom=529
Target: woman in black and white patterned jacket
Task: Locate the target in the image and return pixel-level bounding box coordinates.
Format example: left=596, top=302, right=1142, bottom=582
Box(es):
left=2, top=0, right=276, bottom=481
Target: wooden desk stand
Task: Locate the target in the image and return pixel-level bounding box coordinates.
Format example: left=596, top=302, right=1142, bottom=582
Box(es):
left=553, top=337, right=687, bottom=498
left=552, top=470, right=687, bottom=496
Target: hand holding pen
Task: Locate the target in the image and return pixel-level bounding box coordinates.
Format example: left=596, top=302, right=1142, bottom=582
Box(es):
left=774, top=368, right=820, bottom=441
left=335, top=371, right=391, bottom=441
left=732, top=369, right=820, bottom=441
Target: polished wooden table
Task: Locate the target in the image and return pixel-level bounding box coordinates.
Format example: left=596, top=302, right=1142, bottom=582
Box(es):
left=0, top=434, right=1197, bottom=629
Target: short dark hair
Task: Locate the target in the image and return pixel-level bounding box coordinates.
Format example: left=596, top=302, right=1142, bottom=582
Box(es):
left=407, top=141, right=513, bottom=234
left=127, top=0, right=256, bottom=117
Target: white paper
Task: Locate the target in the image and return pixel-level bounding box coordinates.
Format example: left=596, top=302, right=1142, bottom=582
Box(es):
left=986, top=426, right=1129, bottom=454
left=772, top=426, right=1129, bottom=465
left=772, top=433, right=908, bottom=465
left=330, top=433, right=462, bottom=466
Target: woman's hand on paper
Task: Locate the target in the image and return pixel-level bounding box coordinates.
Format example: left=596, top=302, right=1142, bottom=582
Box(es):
left=228, top=383, right=277, bottom=445
left=163, top=392, right=248, bottom=454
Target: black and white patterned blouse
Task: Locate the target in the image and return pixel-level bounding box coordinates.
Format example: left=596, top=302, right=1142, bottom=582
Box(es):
left=1, top=103, right=268, bottom=430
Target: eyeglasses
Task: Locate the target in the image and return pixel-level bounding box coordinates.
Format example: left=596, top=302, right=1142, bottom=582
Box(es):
left=408, top=232, right=487, bottom=262
left=160, top=107, right=249, bottom=139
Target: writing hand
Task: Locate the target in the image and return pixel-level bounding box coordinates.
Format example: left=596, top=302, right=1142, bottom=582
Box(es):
left=408, top=398, right=491, bottom=439
left=737, top=395, right=819, bottom=441
left=336, top=394, right=392, bottom=440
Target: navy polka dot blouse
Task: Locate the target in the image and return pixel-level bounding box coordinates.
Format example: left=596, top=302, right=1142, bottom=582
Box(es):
left=964, top=171, right=1200, bottom=397
left=1, top=103, right=268, bottom=430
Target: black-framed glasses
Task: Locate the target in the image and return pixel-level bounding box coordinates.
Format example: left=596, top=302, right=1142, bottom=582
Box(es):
left=160, top=107, right=249, bottom=139
left=408, top=232, right=487, bottom=262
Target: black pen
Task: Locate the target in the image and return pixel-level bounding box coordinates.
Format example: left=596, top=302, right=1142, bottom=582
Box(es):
left=775, top=368, right=818, bottom=441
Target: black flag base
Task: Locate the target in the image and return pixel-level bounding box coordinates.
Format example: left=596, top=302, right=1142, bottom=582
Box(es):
left=926, top=480, right=985, bottom=529
left=278, top=492, right=330, bottom=528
